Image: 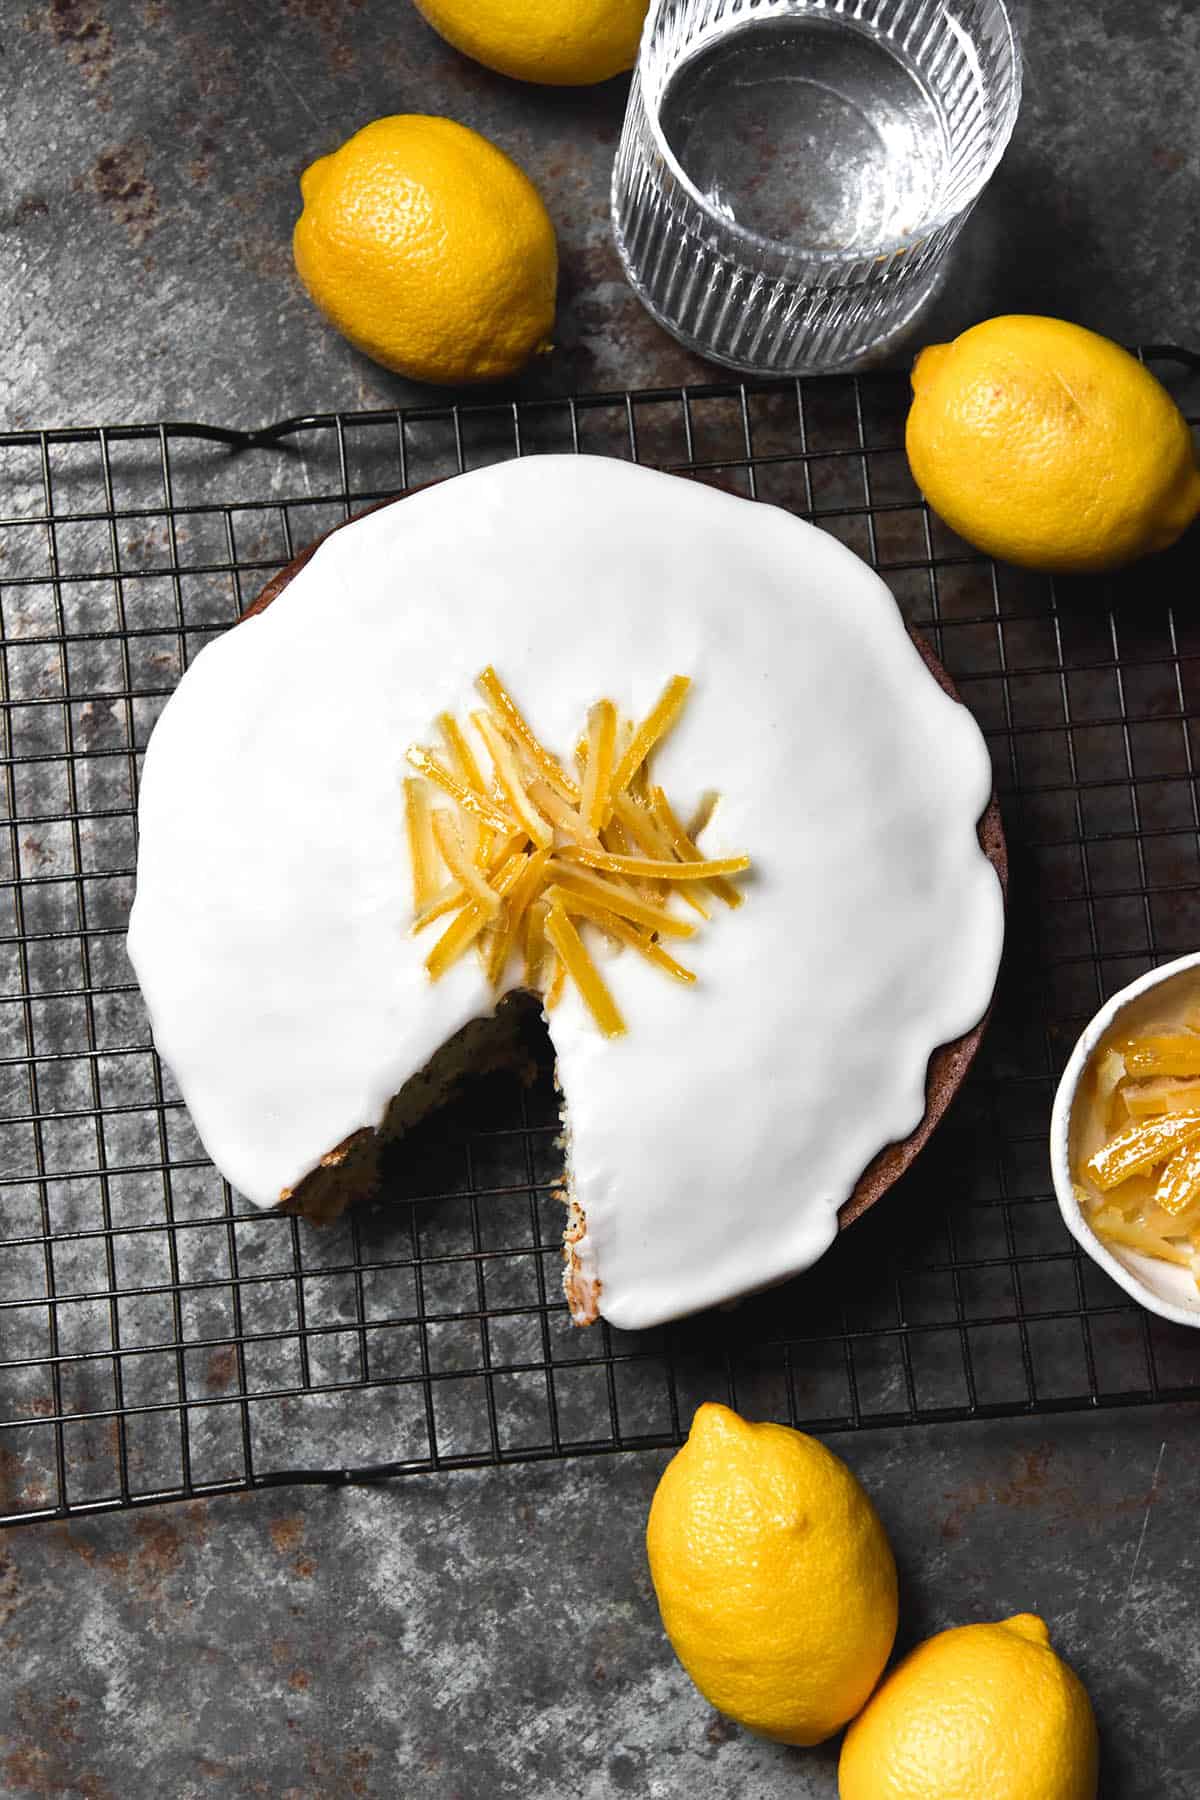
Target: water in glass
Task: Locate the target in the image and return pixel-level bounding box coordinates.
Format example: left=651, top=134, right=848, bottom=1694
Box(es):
left=613, top=0, right=1021, bottom=374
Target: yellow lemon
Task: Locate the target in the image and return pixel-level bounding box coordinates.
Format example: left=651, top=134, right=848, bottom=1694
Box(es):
left=412, top=0, right=649, bottom=85
left=906, top=315, right=1200, bottom=573
left=293, top=115, right=557, bottom=385
left=646, top=1403, right=898, bottom=1745
left=839, top=1613, right=1099, bottom=1800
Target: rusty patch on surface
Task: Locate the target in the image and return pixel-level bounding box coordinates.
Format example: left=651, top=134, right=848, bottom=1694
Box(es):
left=0, top=1551, right=19, bottom=1629
left=576, top=239, right=624, bottom=287
left=87, top=141, right=159, bottom=246
left=267, top=1514, right=319, bottom=1579
left=1152, top=146, right=1186, bottom=174
left=1, top=1744, right=83, bottom=1798
left=15, top=1691, right=82, bottom=1747
left=3, top=196, right=51, bottom=230
left=20, top=836, right=51, bottom=869
left=941, top=1444, right=1055, bottom=1540
left=232, top=233, right=295, bottom=282
left=185, top=123, right=222, bottom=192
left=283, top=0, right=363, bottom=16
left=281, top=0, right=364, bottom=72
left=205, top=1344, right=238, bottom=1393
left=75, top=699, right=122, bottom=744
left=0, top=1443, right=51, bottom=1514
left=129, top=1515, right=184, bottom=1587
left=9, top=1395, right=56, bottom=1420
left=302, top=1741, right=375, bottom=1797
left=45, top=0, right=114, bottom=106
left=941, top=1441, right=1169, bottom=1541
left=4, top=1691, right=114, bottom=1800
left=51, top=1503, right=207, bottom=1592
left=269, top=1514, right=304, bottom=1554
left=162, top=31, right=238, bottom=100
left=53, top=1524, right=129, bottom=1574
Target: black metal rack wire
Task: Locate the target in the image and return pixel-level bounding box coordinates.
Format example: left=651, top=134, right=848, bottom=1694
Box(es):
left=2, top=352, right=1200, bottom=1527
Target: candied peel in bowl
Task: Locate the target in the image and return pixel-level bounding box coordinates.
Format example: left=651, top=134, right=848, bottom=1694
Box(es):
left=1073, top=1013, right=1200, bottom=1289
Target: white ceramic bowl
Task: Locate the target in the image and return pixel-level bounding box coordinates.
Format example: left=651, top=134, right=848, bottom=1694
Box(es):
left=1050, top=951, right=1200, bottom=1330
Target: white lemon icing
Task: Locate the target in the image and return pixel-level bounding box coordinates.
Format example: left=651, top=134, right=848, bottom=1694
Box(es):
left=127, top=455, right=1003, bottom=1330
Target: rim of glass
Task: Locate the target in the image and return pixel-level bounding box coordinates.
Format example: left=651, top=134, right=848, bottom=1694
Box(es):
left=637, top=0, right=1024, bottom=268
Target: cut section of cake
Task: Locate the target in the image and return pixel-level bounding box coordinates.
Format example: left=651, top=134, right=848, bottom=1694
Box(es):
left=127, top=455, right=1005, bottom=1330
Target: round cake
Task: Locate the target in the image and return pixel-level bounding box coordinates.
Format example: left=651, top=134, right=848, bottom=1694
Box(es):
left=127, top=455, right=1005, bottom=1330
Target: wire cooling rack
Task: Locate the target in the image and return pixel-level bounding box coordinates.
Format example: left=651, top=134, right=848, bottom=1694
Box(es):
left=2, top=354, right=1200, bottom=1525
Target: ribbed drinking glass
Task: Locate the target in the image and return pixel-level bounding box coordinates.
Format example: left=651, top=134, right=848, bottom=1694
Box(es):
left=612, top=0, right=1022, bottom=374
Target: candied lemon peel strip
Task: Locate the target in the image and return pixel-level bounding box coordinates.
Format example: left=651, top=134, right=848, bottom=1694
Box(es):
left=1092, top=1210, right=1193, bottom=1268
left=543, top=883, right=696, bottom=985
left=472, top=712, right=555, bottom=852
left=437, top=711, right=487, bottom=797
left=1155, top=1137, right=1200, bottom=1218
left=403, top=777, right=440, bottom=913
left=431, top=810, right=501, bottom=916
left=476, top=666, right=580, bottom=805
left=561, top=846, right=751, bottom=882
left=1124, top=1033, right=1200, bottom=1079
left=545, top=862, right=697, bottom=939
left=1123, top=1079, right=1200, bottom=1120
left=1085, top=1112, right=1200, bottom=1190
left=545, top=903, right=626, bottom=1038
left=1076, top=1020, right=1200, bottom=1288
left=580, top=700, right=617, bottom=836
left=486, top=847, right=552, bottom=988
left=650, top=786, right=745, bottom=910
left=425, top=851, right=525, bottom=983
left=405, top=746, right=512, bottom=836
left=608, top=675, right=691, bottom=814
left=403, top=669, right=750, bottom=1029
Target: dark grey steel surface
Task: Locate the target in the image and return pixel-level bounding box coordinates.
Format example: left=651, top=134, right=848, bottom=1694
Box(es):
left=4, top=0, right=1199, bottom=429
left=2, top=1, right=1199, bottom=1795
